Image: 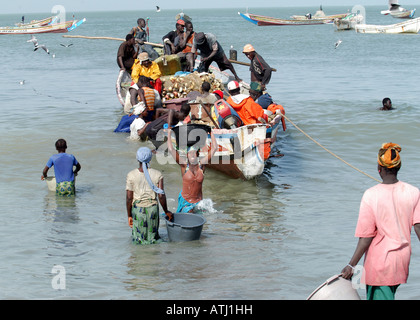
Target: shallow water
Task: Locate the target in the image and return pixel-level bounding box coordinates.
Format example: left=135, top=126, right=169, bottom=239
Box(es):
left=1, top=6, right=420, bottom=300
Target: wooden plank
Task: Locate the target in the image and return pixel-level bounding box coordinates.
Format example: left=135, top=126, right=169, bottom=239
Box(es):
left=63, top=35, right=276, bottom=71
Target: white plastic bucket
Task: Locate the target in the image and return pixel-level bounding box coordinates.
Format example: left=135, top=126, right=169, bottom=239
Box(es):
left=307, top=274, right=361, bottom=300
left=45, top=176, right=56, bottom=192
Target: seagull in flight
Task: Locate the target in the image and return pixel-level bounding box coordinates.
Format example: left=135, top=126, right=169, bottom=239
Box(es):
left=334, top=39, right=342, bottom=49
left=156, top=6, right=161, bottom=12
left=60, top=43, right=73, bottom=47
left=27, top=35, right=38, bottom=46
left=34, top=44, right=50, bottom=54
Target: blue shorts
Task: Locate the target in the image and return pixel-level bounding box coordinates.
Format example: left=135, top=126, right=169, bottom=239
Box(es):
left=177, top=192, right=199, bottom=213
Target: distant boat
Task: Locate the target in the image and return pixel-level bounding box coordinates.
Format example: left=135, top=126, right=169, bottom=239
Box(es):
left=15, top=15, right=58, bottom=27
left=238, top=12, right=346, bottom=26
left=0, top=18, right=86, bottom=35
left=381, top=0, right=416, bottom=18
left=334, top=13, right=364, bottom=31
left=175, top=12, right=191, bottom=21
left=290, top=5, right=348, bottom=21
left=355, top=16, right=420, bottom=33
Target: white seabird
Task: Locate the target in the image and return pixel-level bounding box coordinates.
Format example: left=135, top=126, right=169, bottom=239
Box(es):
left=334, top=40, right=342, bottom=49
left=34, top=44, right=50, bottom=54
left=27, top=35, right=38, bottom=46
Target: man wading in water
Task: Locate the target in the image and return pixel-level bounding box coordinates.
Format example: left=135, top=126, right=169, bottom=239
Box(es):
left=167, top=128, right=217, bottom=213
left=341, top=143, right=420, bottom=300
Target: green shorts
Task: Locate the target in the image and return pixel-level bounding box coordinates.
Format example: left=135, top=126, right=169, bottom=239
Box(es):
left=366, top=285, right=400, bottom=300
left=56, top=181, right=75, bottom=196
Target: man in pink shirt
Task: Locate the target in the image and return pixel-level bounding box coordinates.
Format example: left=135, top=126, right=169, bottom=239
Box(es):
left=342, top=143, right=420, bottom=300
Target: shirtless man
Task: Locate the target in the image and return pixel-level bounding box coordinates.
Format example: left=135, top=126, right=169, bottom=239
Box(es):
left=380, top=97, right=394, bottom=111
left=167, top=128, right=217, bottom=213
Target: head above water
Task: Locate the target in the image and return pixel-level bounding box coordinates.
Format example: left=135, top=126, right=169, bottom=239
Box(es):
left=382, top=97, right=392, bottom=110
left=55, top=139, right=67, bottom=152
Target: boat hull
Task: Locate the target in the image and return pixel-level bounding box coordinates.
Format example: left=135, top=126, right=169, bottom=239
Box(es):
left=355, top=16, right=420, bottom=33
left=239, top=12, right=347, bottom=26
left=382, top=8, right=416, bottom=19
left=0, top=19, right=86, bottom=35
left=334, top=14, right=364, bottom=30
left=207, top=123, right=280, bottom=180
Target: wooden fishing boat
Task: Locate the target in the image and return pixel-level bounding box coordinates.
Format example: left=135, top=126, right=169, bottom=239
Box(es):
left=334, top=13, right=364, bottom=31
left=15, top=16, right=58, bottom=27
left=205, top=121, right=282, bottom=180
left=0, top=18, right=86, bottom=35
left=355, top=17, right=420, bottom=33
left=238, top=12, right=336, bottom=26
left=381, top=0, right=416, bottom=18
left=291, top=6, right=348, bottom=21
left=116, top=69, right=284, bottom=180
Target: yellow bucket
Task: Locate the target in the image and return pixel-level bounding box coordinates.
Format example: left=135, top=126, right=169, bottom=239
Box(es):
left=45, top=176, right=56, bottom=192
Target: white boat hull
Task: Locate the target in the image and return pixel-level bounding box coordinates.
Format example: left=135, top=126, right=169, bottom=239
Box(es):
left=356, top=17, right=420, bottom=33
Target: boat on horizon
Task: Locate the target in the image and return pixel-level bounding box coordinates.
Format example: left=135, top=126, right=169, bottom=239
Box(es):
left=238, top=11, right=347, bottom=26
left=381, top=0, right=416, bottom=19
left=0, top=18, right=86, bottom=35
left=334, top=13, right=364, bottom=31
left=15, top=15, right=58, bottom=27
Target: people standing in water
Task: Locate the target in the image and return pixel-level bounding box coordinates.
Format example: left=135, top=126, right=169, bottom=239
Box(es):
left=41, top=139, right=81, bottom=196
left=167, top=128, right=218, bottom=213
left=126, top=147, right=173, bottom=244
left=341, top=143, right=420, bottom=300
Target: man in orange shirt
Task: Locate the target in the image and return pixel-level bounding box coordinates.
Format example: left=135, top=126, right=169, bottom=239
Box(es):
left=225, top=81, right=267, bottom=125
left=176, top=20, right=196, bottom=72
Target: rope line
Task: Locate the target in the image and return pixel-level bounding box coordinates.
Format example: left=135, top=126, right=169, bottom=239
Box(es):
left=281, top=114, right=381, bottom=183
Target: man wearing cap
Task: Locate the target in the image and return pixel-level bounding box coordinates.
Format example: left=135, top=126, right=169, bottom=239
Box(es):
left=243, top=44, right=272, bottom=90
left=162, top=19, right=185, bottom=55
left=341, top=143, right=420, bottom=300
left=131, top=52, right=162, bottom=93
left=191, top=32, right=241, bottom=82
left=226, top=80, right=267, bottom=126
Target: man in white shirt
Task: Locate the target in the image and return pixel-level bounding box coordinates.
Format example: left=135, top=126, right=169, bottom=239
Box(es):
left=129, top=103, right=149, bottom=140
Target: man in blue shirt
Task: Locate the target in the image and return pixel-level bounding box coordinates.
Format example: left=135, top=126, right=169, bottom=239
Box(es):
left=41, top=139, right=81, bottom=196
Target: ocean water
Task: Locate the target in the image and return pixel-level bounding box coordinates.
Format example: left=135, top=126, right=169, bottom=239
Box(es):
left=1, top=5, right=420, bottom=300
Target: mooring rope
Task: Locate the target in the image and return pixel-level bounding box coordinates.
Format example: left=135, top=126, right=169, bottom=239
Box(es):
left=281, top=113, right=381, bottom=183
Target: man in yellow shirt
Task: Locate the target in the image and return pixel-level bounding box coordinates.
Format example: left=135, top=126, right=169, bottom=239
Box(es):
left=131, top=52, right=162, bottom=93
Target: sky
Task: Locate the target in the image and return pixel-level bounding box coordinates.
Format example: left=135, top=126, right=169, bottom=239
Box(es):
left=2, top=0, right=406, bottom=14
